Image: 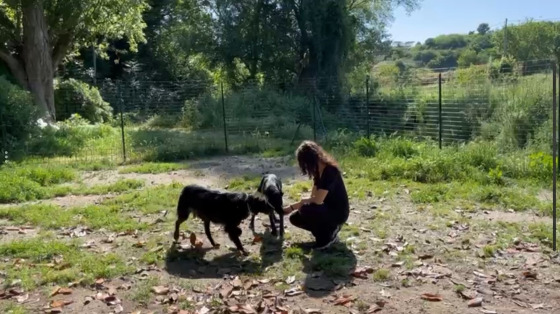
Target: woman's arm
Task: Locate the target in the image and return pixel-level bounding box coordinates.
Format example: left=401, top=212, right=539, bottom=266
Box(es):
left=283, top=186, right=329, bottom=214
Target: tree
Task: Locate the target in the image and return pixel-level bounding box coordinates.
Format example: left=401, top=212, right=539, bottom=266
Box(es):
left=477, top=23, right=490, bottom=35
left=457, top=49, right=479, bottom=68
left=0, top=0, right=148, bottom=121
left=493, top=20, right=560, bottom=63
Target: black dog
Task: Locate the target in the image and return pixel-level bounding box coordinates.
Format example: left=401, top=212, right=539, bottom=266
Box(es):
left=249, top=174, right=284, bottom=237
left=170, top=185, right=274, bottom=255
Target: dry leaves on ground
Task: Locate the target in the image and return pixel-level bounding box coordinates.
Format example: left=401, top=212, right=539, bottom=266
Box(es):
left=420, top=293, right=443, bottom=302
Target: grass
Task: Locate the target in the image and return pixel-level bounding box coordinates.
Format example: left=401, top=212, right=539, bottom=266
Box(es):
left=119, top=162, right=188, bottom=174
left=0, top=175, right=144, bottom=204
left=0, top=238, right=132, bottom=290
left=0, top=202, right=147, bottom=232
left=372, top=268, right=391, bottom=282
left=227, top=176, right=262, bottom=192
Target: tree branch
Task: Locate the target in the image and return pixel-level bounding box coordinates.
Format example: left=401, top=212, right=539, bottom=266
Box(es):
left=51, top=32, right=74, bottom=68
left=0, top=50, right=28, bottom=89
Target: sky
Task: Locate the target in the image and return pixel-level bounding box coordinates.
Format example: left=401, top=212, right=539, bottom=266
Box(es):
left=388, top=0, right=560, bottom=43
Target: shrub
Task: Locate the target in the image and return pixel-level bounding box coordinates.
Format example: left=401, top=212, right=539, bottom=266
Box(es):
left=0, top=76, right=40, bottom=163
left=27, top=114, right=117, bottom=158
left=55, top=79, right=113, bottom=123
left=353, top=137, right=378, bottom=157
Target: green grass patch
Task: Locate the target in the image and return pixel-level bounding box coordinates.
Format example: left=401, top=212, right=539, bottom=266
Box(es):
left=119, top=162, right=188, bottom=174
left=227, top=176, right=262, bottom=192
left=0, top=202, right=147, bottom=232
left=0, top=238, right=132, bottom=289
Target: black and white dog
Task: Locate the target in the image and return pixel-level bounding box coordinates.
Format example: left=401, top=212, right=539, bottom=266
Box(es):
left=249, top=174, right=284, bottom=237
left=170, top=185, right=274, bottom=255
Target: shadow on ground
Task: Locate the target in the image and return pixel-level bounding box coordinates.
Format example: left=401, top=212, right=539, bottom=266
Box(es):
left=164, top=244, right=263, bottom=279
left=295, top=241, right=357, bottom=298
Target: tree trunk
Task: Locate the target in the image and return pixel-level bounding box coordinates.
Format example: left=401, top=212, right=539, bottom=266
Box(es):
left=22, top=1, right=55, bottom=122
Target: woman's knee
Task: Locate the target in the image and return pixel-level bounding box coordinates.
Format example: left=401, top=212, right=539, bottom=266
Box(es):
left=289, top=212, right=303, bottom=226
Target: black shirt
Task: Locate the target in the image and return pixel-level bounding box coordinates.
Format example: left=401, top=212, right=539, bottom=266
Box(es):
left=314, top=165, right=349, bottom=223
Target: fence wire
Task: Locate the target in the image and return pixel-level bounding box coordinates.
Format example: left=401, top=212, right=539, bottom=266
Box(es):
left=0, top=59, right=558, bottom=166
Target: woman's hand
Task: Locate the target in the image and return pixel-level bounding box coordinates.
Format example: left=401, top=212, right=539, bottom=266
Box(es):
left=283, top=205, right=295, bottom=214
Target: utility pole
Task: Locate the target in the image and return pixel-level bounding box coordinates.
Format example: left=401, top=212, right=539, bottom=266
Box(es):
left=503, top=18, right=508, bottom=56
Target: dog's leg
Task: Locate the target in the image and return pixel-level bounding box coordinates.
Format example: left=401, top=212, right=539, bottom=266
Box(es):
left=204, top=220, right=218, bottom=248
left=173, top=218, right=187, bottom=242
left=269, top=213, right=278, bottom=236
left=249, top=213, right=256, bottom=231
left=225, top=225, right=247, bottom=255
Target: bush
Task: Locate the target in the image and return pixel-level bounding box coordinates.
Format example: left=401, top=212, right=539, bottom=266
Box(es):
left=353, top=137, right=378, bottom=157
left=0, top=76, right=40, bottom=162
left=55, top=79, right=113, bottom=123
left=27, top=114, right=117, bottom=158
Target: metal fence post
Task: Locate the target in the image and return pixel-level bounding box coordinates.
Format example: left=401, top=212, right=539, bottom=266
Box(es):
left=553, top=63, right=558, bottom=252
left=366, top=75, right=370, bottom=138
left=119, top=84, right=127, bottom=163
left=221, top=82, right=228, bottom=153
left=438, top=73, right=443, bottom=149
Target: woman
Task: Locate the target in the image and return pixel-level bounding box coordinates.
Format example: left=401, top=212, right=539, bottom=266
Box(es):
left=283, top=140, right=349, bottom=249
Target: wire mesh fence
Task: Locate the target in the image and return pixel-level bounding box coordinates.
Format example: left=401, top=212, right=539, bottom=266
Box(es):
left=0, top=59, right=558, bottom=166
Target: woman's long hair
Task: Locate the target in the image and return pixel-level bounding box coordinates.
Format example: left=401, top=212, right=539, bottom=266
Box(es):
left=295, top=140, right=338, bottom=180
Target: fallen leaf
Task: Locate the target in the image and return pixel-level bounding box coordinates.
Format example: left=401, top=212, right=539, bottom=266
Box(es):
left=481, top=310, right=497, bottom=314
left=220, top=284, right=233, bottom=298
left=133, top=241, right=146, bottom=248
left=284, top=286, right=303, bottom=296
left=95, top=278, right=105, bottom=285
left=304, top=309, right=322, bottom=314
left=252, top=235, right=263, bottom=244
left=232, top=277, right=243, bottom=288
left=49, top=286, right=61, bottom=297
left=459, top=290, right=477, bottom=300
left=333, top=295, right=356, bottom=306
left=418, top=254, right=434, bottom=260
left=114, top=304, right=124, bottom=313
left=194, top=240, right=204, bottom=249
left=473, top=271, right=488, bottom=278
left=151, top=286, right=170, bottom=295
left=15, top=293, right=28, bottom=303
left=351, top=266, right=374, bottom=279
left=468, top=297, right=483, bottom=307
left=531, top=303, right=545, bottom=310
left=367, top=301, right=386, bottom=313
left=58, top=288, right=72, bottom=295
left=198, top=306, right=210, bottom=314
left=44, top=309, right=62, bottom=314
left=285, top=276, right=296, bottom=284
left=523, top=271, right=537, bottom=279
left=50, top=300, right=73, bottom=308
left=421, top=293, right=443, bottom=302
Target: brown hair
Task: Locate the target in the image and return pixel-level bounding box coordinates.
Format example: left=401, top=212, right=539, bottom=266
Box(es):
left=295, top=140, right=338, bottom=180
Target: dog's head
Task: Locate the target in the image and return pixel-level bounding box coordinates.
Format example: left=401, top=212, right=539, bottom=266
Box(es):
left=247, top=192, right=275, bottom=215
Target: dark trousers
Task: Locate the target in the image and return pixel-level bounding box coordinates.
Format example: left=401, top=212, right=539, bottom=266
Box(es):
left=289, top=204, right=343, bottom=241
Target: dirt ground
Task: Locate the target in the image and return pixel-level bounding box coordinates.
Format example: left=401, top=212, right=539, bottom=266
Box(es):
left=1, top=155, right=560, bottom=314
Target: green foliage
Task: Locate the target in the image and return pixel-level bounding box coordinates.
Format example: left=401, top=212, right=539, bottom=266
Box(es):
left=457, top=49, right=481, bottom=68
left=0, top=76, right=40, bottom=162
left=55, top=79, right=113, bottom=123
left=27, top=116, right=117, bottom=158
left=353, top=137, right=378, bottom=157
left=492, top=21, right=560, bottom=63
